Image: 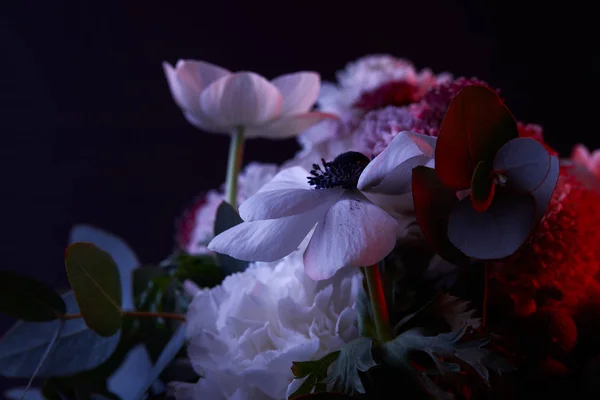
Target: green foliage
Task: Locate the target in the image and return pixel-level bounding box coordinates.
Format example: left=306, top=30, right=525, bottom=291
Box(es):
left=65, top=243, right=123, bottom=337
left=329, top=338, right=377, bottom=394
left=289, top=351, right=340, bottom=398
left=383, top=326, right=513, bottom=385
left=0, top=291, right=120, bottom=378
left=290, top=338, right=378, bottom=398
left=214, top=201, right=250, bottom=274
left=0, top=270, right=66, bottom=321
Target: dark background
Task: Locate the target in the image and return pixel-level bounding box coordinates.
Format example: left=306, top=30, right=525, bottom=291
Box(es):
left=0, top=0, right=597, bottom=392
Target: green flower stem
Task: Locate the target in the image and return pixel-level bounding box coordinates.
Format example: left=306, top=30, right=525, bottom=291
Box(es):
left=364, top=264, right=392, bottom=343
left=225, top=127, right=246, bottom=211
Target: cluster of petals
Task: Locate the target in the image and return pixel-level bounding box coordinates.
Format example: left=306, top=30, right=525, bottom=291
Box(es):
left=164, top=59, right=335, bottom=138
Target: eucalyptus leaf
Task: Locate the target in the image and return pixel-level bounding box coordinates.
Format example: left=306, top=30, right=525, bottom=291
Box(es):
left=105, top=344, right=153, bottom=400
left=0, top=271, right=66, bottom=321
left=65, top=243, right=123, bottom=337
left=214, top=201, right=249, bottom=274
left=0, top=291, right=120, bottom=378
left=4, top=387, right=46, bottom=400
left=329, top=338, right=377, bottom=394
left=69, top=225, right=140, bottom=311
left=132, top=324, right=186, bottom=400
left=493, top=137, right=551, bottom=193
left=447, top=193, right=536, bottom=260
left=20, top=319, right=65, bottom=399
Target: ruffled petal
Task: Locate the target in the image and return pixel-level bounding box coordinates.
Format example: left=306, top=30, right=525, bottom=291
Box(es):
left=200, top=72, right=283, bottom=128
left=208, top=203, right=330, bottom=262
left=240, top=186, right=343, bottom=221
left=244, top=112, right=337, bottom=139
left=271, top=72, right=320, bottom=115
left=358, top=131, right=437, bottom=194
left=304, top=192, right=398, bottom=280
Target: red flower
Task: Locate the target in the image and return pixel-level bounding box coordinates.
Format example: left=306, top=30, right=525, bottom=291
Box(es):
left=489, top=164, right=600, bottom=314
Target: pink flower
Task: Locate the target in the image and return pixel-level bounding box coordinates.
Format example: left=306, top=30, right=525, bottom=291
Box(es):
left=571, top=144, right=600, bottom=179
left=163, top=60, right=336, bottom=138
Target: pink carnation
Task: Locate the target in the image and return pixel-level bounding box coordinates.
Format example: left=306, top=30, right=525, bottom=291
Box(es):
left=571, top=144, right=600, bottom=180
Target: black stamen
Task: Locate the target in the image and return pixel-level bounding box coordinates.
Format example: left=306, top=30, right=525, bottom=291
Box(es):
left=307, top=151, right=370, bottom=190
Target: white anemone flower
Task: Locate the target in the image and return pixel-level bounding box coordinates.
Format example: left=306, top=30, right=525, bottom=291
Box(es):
left=163, top=59, right=336, bottom=138
left=208, top=131, right=437, bottom=280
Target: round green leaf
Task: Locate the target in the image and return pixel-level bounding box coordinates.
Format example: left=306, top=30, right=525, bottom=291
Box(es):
left=493, top=137, right=552, bottom=193
left=447, top=192, right=536, bottom=259
left=0, top=291, right=120, bottom=378
left=64, top=243, right=122, bottom=337
left=0, top=271, right=66, bottom=321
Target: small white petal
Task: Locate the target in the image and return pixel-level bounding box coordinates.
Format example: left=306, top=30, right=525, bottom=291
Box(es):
left=200, top=72, right=282, bottom=128
left=304, top=192, right=398, bottom=280
left=271, top=72, right=320, bottom=115
left=240, top=187, right=343, bottom=222
left=208, top=203, right=330, bottom=262
left=244, top=112, right=337, bottom=139
left=358, top=131, right=437, bottom=194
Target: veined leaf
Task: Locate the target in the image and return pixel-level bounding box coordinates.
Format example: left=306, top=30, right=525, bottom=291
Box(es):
left=289, top=351, right=340, bottom=398
left=0, top=271, right=66, bottom=321
left=68, top=225, right=140, bottom=311
left=132, top=324, right=186, bottom=400
left=65, top=243, right=122, bottom=337
left=0, top=291, right=120, bottom=378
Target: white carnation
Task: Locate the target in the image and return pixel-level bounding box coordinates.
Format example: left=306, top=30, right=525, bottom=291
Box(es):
left=173, top=250, right=362, bottom=400
left=186, top=162, right=279, bottom=255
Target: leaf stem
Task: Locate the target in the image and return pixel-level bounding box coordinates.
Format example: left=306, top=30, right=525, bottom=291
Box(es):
left=61, top=311, right=186, bottom=321
left=225, top=127, right=245, bottom=210
left=363, top=264, right=392, bottom=343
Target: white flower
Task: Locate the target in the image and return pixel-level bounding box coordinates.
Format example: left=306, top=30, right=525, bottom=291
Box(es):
left=186, top=163, right=279, bottom=255
left=209, top=132, right=436, bottom=280
left=173, top=250, right=362, bottom=400
left=163, top=59, right=336, bottom=138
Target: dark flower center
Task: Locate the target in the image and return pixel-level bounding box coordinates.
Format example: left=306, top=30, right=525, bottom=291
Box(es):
left=308, top=151, right=371, bottom=190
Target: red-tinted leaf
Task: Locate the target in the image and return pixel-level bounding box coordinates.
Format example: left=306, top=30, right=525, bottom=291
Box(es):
left=412, top=166, right=470, bottom=266
left=291, top=393, right=355, bottom=400
left=470, top=161, right=495, bottom=212
left=436, top=85, right=519, bottom=190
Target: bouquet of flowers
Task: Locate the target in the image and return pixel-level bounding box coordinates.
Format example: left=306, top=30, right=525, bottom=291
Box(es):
left=2, top=54, right=600, bottom=400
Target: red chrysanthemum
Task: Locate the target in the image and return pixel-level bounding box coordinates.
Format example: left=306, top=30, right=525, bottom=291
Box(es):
left=410, top=77, right=494, bottom=136
left=489, top=164, right=600, bottom=316
left=518, top=122, right=558, bottom=156
left=352, top=80, right=420, bottom=111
